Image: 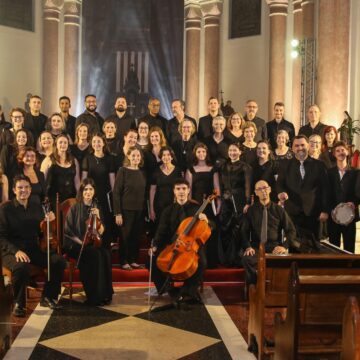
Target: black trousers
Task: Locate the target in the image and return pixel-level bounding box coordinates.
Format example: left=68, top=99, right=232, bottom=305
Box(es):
left=119, top=209, right=143, bottom=265
left=241, top=250, right=258, bottom=285
left=68, top=244, right=114, bottom=304
left=328, top=218, right=356, bottom=253
left=290, top=212, right=319, bottom=240
left=150, top=247, right=207, bottom=298
left=2, top=248, right=66, bottom=307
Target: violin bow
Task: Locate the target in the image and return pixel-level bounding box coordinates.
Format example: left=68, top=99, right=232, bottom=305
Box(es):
left=42, top=198, right=51, bottom=282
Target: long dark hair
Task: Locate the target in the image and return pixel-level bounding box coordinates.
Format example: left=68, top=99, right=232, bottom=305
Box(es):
left=76, top=177, right=96, bottom=202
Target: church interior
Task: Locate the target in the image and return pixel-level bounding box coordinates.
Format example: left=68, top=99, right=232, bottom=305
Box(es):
left=1, top=0, right=360, bottom=359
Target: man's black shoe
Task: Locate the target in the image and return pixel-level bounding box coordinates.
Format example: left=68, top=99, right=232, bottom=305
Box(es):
left=13, top=304, right=26, bottom=317
left=40, top=297, right=63, bottom=310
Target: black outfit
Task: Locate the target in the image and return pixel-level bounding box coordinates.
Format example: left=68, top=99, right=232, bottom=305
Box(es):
left=75, top=111, right=104, bottom=136
left=16, top=168, right=46, bottom=206
left=172, top=136, right=197, bottom=173
left=266, top=118, right=295, bottom=150
left=105, top=112, right=136, bottom=140
left=152, top=201, right=207, bottom=298
left=276, top=156, right=330, bottom=240
left=167, top=115, right=197, bottom=145
left=205, top=135, right=230, bottom=169
left=224, top=129, right=244, bottom=145
left=240, top=201, right=296, bottom=284
left=70, top=144, right=90, bottom=173
left=0, top=145, right=21, bottom=198
left=298, top=122, right=327, bottom=138
left=24, top=112, right=47, bottom=140
left=64, top=114, right=76, bottom=142
left=138, top=114, right=168, bottom=136
left=274, top=148, right=293, bottom=161
left=252, top=160, right=279, bottom=201
left=243, top=116, right=267, bottom=142
left=240, top=144, right=258, bottom=168
left=189, top=166, right=219, bottom=268
left=82, top=153, right=116, bottom=248
left=113, top=167, right=146, bottom=265
left=319, top=149, right=336, bottom=169
left=198, top=113, right=219, bottom=141
left=218, top=159, right=252, bottom=265
left=0, top=199, right=65, bottom=307
left=46, top=162, right=77, bottom=210
left=0, top=129, right=15, bottom=151
left=64, top=201, right=113, bottom=305
left=327, top=166, right=360, bottom=253
left=105, top=138, right=122, bottom=157
left=152, top=166, right=182, bottom=222
left=143, top=149, right=162, bottom=183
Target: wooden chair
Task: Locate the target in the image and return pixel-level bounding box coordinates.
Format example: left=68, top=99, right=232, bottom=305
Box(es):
left=341, top=297, right=360, bottom=360
left=273, top=262, right=360, bottom=359
left=0, top=256, right=13, bottom=356
left=56, top=195, right=77, bottom=300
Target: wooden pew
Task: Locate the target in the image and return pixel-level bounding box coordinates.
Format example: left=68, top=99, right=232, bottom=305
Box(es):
left=0, top=255, right=13, bottom=357
left=247, top=244, right=360, bottom=359
left=273, top=262, right=360, bottom=359
left=342, top=297, right=360, bottom=360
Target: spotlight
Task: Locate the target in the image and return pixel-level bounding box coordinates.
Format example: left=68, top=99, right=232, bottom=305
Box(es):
left=291, top=39, right=300, bottom=47
left=291, top=50, right=299, bottom=59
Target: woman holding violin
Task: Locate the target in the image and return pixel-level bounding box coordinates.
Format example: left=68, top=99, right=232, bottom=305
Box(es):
left=64, top=178, right=113, bottom=306
left=149, top=178, right=210, bottom=305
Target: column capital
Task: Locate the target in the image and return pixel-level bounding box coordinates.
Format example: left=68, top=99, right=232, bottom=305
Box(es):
left=301, top=0, right=314, bottom=7
left=200, top=0, right=223, bottom=19
left=44, top=0, right=64, bottom=10
left=185, top=1, right=202, bottom=22
left=292, top=0, right=302, bottom=13
left=64, top=0, right=82, bottom=25
left=266, top=0, right=288, bottom=16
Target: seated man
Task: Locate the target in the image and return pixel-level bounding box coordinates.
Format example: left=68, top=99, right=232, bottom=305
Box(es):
left=149, top=178, right=209, bottom=306
left=0, top=174, right=66, bottom=317
left=241, top=180, right=297, bottom=285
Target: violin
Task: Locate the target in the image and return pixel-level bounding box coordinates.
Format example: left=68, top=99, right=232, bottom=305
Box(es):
left=156, top=193, right=218, bottom=281
left=83, top=199, right=102, bottom=248
left=39, top=198, right=59, bottom=253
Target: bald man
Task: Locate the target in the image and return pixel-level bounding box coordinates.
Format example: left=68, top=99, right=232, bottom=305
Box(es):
left=241, top=180, right=296, bottom=284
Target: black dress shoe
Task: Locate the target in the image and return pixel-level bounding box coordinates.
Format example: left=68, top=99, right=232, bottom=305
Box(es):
left=40, top=297, right=63, bottom=310
left=13, top=303, right=26, bottom=317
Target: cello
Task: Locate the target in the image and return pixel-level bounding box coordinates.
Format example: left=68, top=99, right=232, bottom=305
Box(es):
left=156, top=193, right=217, bottom=281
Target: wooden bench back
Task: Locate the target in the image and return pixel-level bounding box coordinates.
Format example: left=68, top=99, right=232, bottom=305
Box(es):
left=342, top=297, right=360, bottom=360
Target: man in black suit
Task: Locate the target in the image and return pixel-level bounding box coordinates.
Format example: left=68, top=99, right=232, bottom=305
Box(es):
left=59, top=96, right=76, bottom=142
left=277, top=135, right=330, bottom=240
left=24, top=95, right=47, bottom=141
left=298, top=104, right=328, bottom=138
left=243, top=99, right=267, bottom=142
left=327, top=141, right=360, bottom=252
left=198, top=97, right=221, bottom=141
left=266, top=102, right=295, bottom=150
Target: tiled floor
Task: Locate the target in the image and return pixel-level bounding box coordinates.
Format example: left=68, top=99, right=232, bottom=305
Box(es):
left=4, top=286, right=255, bottom=360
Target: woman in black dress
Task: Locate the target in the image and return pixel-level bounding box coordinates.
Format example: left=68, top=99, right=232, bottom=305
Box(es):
left=274, top=129, right=293, bottom=161
left=252, top=140, right=278, bottom=201
left=17, top=146, right=46, bottom=205
left=116, top=129, right=138, bottom=169
left=224, top=112, right=244, bottom=144
left=172, top=119, right=197, bottom=172
left=103, top=119, right=121, bottom=157
left=113, top=146, right=146, bottom=270
left=320, top=125, right=338, bottom=169
left=219, top=143, right=252, bottom=266
left=82, top=133, right=116, bottom=248
left=38, top=131, right=54, bottom=170
left=64, top=178, right=113, bottom=306
left=45, top=134, right=80, bottom=210
left=185, top=142, right=221, bottom=267
left=205, top=116, right=230, bottom=168
left=44, top=113, right=72, bottom=143
left=70, top=123, right=91, bottom=173
left=240, top=122, right=257, bottom=168
left=0, top=107, right=27, bottom=151
left=149, top=146, right=182, bottom=225
left=0, top=128, right=33, bottom=196
left=137, top=120, right=150, bottom=150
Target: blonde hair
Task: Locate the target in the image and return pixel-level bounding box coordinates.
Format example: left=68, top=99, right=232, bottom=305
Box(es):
left=123, top=146, right=144, bottom=167
left=178, top=119, right=196, bottom=136
left=227, top=112, right=244, bottom=131
left=243, top=121, right=257, bottom=134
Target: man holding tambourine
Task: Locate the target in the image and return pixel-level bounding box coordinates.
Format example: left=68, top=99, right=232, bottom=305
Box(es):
left=327, top=141, right=360, bottom=253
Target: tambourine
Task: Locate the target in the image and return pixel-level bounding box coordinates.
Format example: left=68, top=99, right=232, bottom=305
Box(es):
left=331, top=203, right=355, bottom=226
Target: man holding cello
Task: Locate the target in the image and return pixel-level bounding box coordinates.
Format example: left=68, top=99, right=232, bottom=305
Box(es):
left=0, top=174, right=65, bottom=317
left=149, top=178, right=210, bottom=307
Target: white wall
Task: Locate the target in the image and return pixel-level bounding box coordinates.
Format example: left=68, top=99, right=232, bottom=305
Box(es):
left=218, top=0, right=270, bottom=120
left=0, top=1, right=43, bottom=119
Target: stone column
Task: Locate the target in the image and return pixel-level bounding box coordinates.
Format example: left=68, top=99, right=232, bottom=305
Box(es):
left=302, top=0, right=314, bottom=38
left=291, top=0, right=303, bottom=133
left=184, top=1, right=201, bottom=120
left=267, top=1, right=288, bottom=119
left=64, top=0, right=82, bottom=112
left=316, top=0, right=350, bottom=127
left=200, top=0, right=223, bottom=114
left=43, top=0, right=64, bottom=115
